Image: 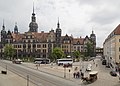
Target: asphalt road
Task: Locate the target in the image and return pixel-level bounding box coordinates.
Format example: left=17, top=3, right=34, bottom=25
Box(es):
left=0, top=60, right=79, bottom=86
left=0, top=58, right=120, bottom=86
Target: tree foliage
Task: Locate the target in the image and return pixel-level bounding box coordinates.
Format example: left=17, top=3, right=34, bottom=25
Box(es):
left=73, top=50, right=81, bottom=61
left=4, top=44, right=15, bottom=60
left=51, top=47, right=64, bottom=61
left=73, top=51, right=80, bottom=58
left=84, top=42, right=94, bottom=57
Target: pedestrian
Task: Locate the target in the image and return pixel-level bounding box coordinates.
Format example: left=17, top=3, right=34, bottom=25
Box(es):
left=39, top=63, right=40, bottom=66
left=79, top=69, right=82, bottom=78
left=119, top=75, right=120, bottom=80
left=96, top=64, right=98, bottom=67
left=76, top=72, right=80, bottom=78
left=119, top=68, right=120, bottom=75
left=81, top=72, right=84, bottom=79
left=115, top=67, right=118, bottom=72
left=75, top=67, right=78, bottom=71
left=73, top=72, right=76, bottom=78
left=36, top=64, right=38, bottom=69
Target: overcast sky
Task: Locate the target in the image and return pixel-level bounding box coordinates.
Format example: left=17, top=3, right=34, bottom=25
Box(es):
left=0, top=0, right=120, bottom=47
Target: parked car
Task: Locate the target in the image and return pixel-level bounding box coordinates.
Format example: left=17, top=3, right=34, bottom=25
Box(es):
left=88, top=58, right=94, bottom=61
left=110, top=71, right=117, bottom=77
left=63, top=63, right=72, bottom=68
left=102, top=60, right=106, bottom=65
left=106, top=65, right=110, bottom=68
left=12, top=59, right=22, bottom=64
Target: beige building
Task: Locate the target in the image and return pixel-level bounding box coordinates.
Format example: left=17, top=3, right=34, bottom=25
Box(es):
left=103, top=24, right=120, bottom=68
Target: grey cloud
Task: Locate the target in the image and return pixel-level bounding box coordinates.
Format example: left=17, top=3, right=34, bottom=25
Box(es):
left=86, top=0, right=120, bottom=25
left=76, top=0, right=103, bottom=6
left=1, top=0, right=120, bottom=47
left=90, top=10, right=120, bottom=25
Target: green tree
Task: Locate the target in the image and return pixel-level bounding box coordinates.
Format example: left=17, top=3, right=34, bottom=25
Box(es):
left=73, top=51, right=81, bottom=61
left=84, top=42, right=94, bottom=57
left=51, top=47, right=64, bottom=61
left=4, top=44, right=15, bottom=60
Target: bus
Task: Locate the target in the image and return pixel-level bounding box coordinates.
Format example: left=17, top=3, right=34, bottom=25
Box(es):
left=34, top=58, right=50, bottom=64
left=56, top=58, right=73, bottom=67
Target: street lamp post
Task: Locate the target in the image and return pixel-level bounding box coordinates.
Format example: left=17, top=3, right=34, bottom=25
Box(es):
left=6, top=65, right=7, bottom=71
left=80, top=58, right=81, bottom=69
left=69, top=69, right=70, bottom=79
left=27, top=75, right=29, bottom=86
left=17, top=49, right=18, bottom=59
left=6, top=65, right=7, bottom=74
left=64, top=65, right=66, bottom=78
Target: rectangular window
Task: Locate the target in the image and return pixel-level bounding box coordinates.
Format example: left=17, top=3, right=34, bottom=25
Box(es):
left=20, top=45, right=21, bottom=48
left=43, top=49, right=46, bottom=53
left=37, top=49, right=41, bottom=53
left=13, top=45, right=15, bottom=48
left=28, top=40, right=30, bottom=43
left=37, top=44, right=41, bottom=48
left=43, top=44, right=46, bottom=48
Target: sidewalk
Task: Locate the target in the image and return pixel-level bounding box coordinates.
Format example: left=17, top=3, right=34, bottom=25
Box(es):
left=0, top=66, right=36, bottom=86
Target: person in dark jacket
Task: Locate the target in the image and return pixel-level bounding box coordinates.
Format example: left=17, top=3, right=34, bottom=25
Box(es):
left=76, top=72, right=80, bottom=78
left=81, top=72, right=84, bottom=79
left=73, top=72, right=76, bottom=78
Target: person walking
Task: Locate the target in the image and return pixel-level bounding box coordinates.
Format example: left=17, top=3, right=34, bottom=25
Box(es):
left=81, top=72, right=84, bottom=79
left=73, top=72, right=76, bottom=78
left=96, top=63, right=98, bottom=67
left=76, top=72, right=80, bottom=78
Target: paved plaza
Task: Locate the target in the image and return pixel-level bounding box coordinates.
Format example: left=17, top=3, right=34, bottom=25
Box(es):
left=0, top=58, right=120, bottom=86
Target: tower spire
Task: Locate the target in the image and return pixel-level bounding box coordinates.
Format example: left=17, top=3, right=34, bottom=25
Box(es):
left=2, top=19, right=5, bottom=30
left=32, top=1, right=35, bottom=15
left=92, top=27, right=94, bottom=34
left=14, top=22, right=18, bottom=34
left=29, top=1, right=38, bottom=32
left=57, top=17, right=60, bottom=28
left=92, top=30, right=94, bottom=34
left=15, top=22, right=17, bottom=26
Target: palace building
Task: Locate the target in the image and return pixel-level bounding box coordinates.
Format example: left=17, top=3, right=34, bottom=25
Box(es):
left=0, top=6, right=96, bottom=59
